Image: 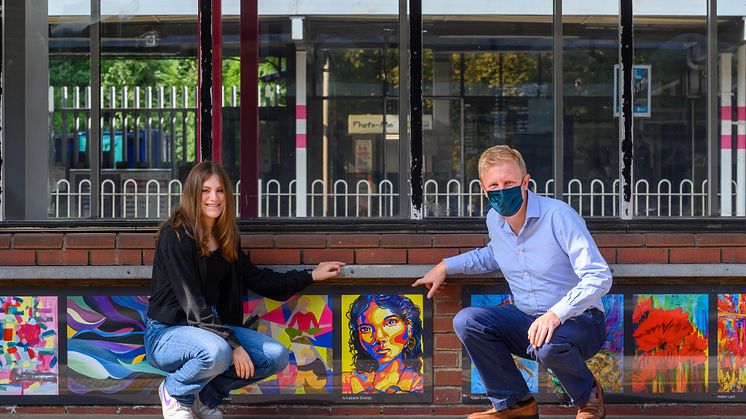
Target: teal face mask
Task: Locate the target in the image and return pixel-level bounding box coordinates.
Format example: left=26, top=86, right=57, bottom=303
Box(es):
left=486, top=185, right=524, bottom=216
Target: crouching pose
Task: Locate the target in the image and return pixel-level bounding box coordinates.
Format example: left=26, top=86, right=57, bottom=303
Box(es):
left=145, top=161, right=344, bottom=419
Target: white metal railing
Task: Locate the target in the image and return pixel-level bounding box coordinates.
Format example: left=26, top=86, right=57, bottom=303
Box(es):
left=49, top=177, right=731, bottom=219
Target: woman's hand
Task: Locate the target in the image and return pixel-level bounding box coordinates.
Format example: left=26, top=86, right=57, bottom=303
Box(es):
left=311, top=261, right=346, bottom=281
left=232, top=346, right=255, bottom=379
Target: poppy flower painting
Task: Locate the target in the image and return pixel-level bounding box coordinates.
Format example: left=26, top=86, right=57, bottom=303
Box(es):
left=632, top=294, right=708, bottom=393
left=718, top=294, right=746, bottom=392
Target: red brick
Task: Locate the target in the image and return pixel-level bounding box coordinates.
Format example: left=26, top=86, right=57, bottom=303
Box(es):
left=65, top=233, right=116, bottom=249
left=643, top=404, right=698, bottom=416
left=119, top=406, right=163, bottom=415
left=434, top=387, right=461, bottom=404
left=670, top=248, right=720, bottom=264
left=224, top=406, right=278, bottom=415
left=381, top=406, right=433, bottom=415
left=723, top=247, right=746, bottom=263
left=118, top=232, right=156, bottom=249
left=434, top=351, right=460, bottom=368
left=330, top=406, right=382, bottom=415
left=12, top=406, right=67, bottom=414
left=539, top=405, right=577, bottom=415
left=90, top=250, right=142, bottom=265
left=696, top=404, right=746, bottom=415
left=303, top=249, right=354, bottom=264
left=599, top=248, right=616, bottom=264
left=433, top=234, right=486, bottom=248
left=277, top=406, right=330, bottom=416
left=435, top=299, right=462, bottom=315
left=381, top=233, right=432, bottom=248
left=434, top=316, right=455, bottom=333
left=0, top=250, right=35, bottom=265
left=645, top=233, right=694, bottom=247
left=408, top=248, right=459, bottom=264
left=437, top=283, right=461, bottom=299
left=250, top=249, right=301, bottom=264
left=143, top=250, right=155, bottom=265
left=435, top=406, right=482, bottom=416
left=240, top=234, right=274, bottom=248
left=275, top=234, right=326, bottom=248
left=13, top=233, right=63, bottom=249
left=355, top=248, right=407, bottom=264
left=605, top=405, right=644, bottom=415
left=696, top=233, right=746, bottom=247
left=435, top=333, right=462, bottom=350
left=327, top=234, right=379, bottom=248
left=66, top=406, right=120, bottom=415
left=592, top=233, right=642, bottom=248
left=617, top=248, right=668, bottom=264
left=37, top=250, right=88, bottom=265
left=434, top=369, right=462, bottom=386
left=0, top=234, right=10, bottom=249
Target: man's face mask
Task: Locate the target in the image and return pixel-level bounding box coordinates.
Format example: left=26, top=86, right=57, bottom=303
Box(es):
left=486, top=184, right=524, bottom=217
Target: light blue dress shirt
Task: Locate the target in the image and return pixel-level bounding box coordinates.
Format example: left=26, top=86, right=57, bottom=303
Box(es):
left=444, top=190, right=612, bottom=323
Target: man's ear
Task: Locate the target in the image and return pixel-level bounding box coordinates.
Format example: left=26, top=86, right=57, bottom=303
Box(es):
left=480, top=181, right=488, bottom=199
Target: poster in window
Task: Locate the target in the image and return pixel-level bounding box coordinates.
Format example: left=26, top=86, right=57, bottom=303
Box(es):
left=614, top=64, right=651, bottom=117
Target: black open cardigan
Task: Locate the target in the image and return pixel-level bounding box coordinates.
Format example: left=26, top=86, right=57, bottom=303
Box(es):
left=146, top=224, right=313, bottom=348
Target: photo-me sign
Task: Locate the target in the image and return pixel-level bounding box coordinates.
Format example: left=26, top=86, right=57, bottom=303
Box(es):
left=348, top=114, right=433, bottom=135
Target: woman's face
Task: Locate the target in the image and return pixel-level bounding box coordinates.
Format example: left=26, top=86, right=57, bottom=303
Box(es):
left=201, top=173, right=225, bottom=223
left=356, top=302, right=410, bottom=364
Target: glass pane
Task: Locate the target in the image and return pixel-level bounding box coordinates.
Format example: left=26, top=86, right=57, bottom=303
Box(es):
left=423, top=2, right=554, bottom=217
left=633, top=1, right=707, bottom=216
left=271, top=8, right=401, bottom=217
left=717, top=3, right=746, bottom=216
left=49, top=1, right=92, bottom=219
left=563, top=0, right=619, bottom=217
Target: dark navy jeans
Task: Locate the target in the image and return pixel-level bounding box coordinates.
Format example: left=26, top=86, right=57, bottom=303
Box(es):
left=144, top=318, right=289, bottom=408
left=453, top=304, right=606, bottom=410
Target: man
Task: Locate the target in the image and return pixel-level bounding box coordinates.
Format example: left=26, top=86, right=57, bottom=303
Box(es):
left=413, top=145, right=611, bottom=419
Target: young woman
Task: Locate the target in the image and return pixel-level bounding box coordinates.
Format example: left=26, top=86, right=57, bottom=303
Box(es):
left=342, top=294, right=424, bottom=394
left=144, top=161, right=344, bottom=419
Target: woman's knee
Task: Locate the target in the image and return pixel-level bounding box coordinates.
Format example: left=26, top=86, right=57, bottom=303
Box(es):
left=263, top=342, right=290, bottom=374
left=198, top=339, right=233, bottom=373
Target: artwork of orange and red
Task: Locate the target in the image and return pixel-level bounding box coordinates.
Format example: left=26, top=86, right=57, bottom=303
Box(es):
left=718, top=294, right=746, bottom=392
left=632, top=294, right=708, bottom=393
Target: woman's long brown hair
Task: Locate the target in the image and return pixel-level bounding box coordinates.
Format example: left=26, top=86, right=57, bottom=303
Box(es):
left=157, top=161, right=239, bottom=262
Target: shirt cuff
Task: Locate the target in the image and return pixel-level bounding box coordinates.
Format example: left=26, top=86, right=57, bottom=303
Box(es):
left=443, top=255, right=466, bottom=275
left=548, top=300, right=574, bottom=324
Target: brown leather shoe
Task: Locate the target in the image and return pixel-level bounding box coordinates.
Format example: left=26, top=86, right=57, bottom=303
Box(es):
left=466, top=399, right=539, bottom=419
left=576, top=379, right=605, bottom=419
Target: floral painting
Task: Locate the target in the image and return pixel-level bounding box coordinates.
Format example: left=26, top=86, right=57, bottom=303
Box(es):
left=632, top=294, right=708, bottom=393
left=718, top=294, right=746, bottom=392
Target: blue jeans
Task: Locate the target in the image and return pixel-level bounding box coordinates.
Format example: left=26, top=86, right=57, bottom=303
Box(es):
left=144, top=318, right=289, bottom=408
left=453, top=304, right=606, bottom=410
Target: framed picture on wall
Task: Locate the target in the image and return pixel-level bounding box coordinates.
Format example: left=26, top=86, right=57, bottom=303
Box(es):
left=614, top=64, right=652, bottom=117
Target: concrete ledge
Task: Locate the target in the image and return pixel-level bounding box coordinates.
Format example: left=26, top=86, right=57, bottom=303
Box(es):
left=2, top=264, right=746, bottom=280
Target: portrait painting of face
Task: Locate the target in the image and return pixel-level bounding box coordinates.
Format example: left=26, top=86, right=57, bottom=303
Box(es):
left=341, top=294, right=424, bottom=395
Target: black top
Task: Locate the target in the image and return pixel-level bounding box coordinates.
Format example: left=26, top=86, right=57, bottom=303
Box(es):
left=146, top=224, right=313, bottom=348
left=204, top=251, right=231, bottom=306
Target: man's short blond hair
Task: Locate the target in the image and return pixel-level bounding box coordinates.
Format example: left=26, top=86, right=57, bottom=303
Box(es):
left=478, top=145, right=527, bottom=179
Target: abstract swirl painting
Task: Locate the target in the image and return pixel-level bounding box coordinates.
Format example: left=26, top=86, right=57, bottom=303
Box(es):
left=0, top=296, right=58, bottom=395
left=67, top=295, right=164, bottom=395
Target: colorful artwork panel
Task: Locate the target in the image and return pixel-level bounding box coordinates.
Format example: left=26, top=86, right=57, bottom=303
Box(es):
left=547, top=294, right=624, bottom=394
left=469, top=294, right=539, bottom=394
left=632, top=294, right=708, bottom=393
left=341, top=294, right=424, bottom=395
left=718, top=293, right=746, bottom=392
left=235, top=294, right=333, bottom=395
left=67, top=296, right=165, bottom=395
left=0, top=296, right=58, bottom=395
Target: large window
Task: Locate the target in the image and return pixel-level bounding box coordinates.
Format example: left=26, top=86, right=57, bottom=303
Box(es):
left=4, top=1, right=746, bottom=221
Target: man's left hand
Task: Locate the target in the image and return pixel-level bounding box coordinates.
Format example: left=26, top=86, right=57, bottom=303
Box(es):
left=527, top=310, right=560, bottom=348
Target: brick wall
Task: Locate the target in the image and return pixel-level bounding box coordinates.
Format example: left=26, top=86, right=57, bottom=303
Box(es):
left=1, top=229, right=745, bottom=416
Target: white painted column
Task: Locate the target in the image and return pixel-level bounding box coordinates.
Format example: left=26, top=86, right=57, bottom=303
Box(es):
left=721, top=53, right=733, bottom=216
left=295, top=50, right=308, bottom=217
left=737, top=46, right=746, bottom=216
